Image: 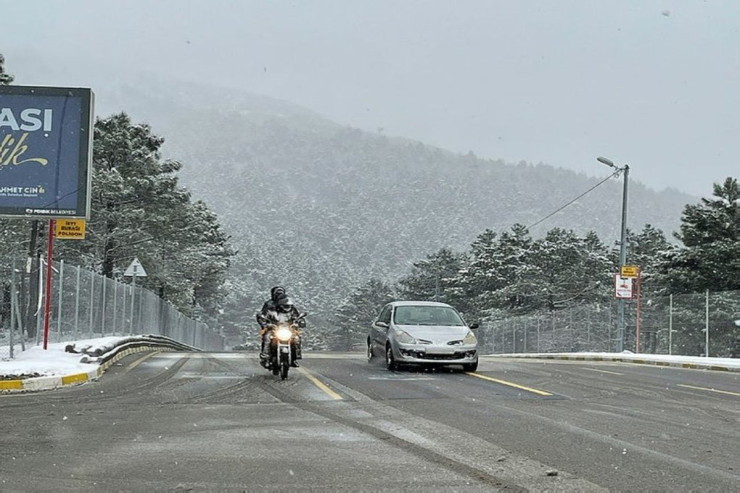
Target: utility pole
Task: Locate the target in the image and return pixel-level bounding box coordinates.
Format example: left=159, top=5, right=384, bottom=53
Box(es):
left=598, top=157, right=630, bottom=352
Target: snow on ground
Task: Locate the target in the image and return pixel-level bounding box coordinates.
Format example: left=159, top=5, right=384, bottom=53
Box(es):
left=2, top=339, right=739, bottom=379
left=496, top=351, right=740, bottom=370
left=0, top=337, right=127, bottom=378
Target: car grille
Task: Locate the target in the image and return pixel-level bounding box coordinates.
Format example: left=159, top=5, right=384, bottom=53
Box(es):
left=421, top=352, right=467, bottom=360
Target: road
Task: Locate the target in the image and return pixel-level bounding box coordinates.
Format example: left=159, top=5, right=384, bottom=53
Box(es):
left=1, top=352, right=738, bottom=491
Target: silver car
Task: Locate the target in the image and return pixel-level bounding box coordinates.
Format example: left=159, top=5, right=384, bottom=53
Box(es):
left=368, top=301, right=479, bottom=372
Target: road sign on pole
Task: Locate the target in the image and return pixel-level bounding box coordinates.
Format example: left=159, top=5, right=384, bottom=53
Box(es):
left=614, top=274, right=633, bottom=299
left=123, top=258, right=147, bottom=277
left=54, top=219, right=86, bottom=239
left=620, top=265, right=639, bottom=278
left=123, top=258, right=146, bottom=337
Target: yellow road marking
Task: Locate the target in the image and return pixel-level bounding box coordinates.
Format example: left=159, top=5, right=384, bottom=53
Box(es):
left=0, top=380, right=23, bottom=390
left=298, top=367, right=342, bottom=400
left=123, top=350, right=160, bottom=374
left=583, top=368, right=624, bottom=376
left=677, top=384, right=740, bottom=397
left=465, top=372, right=552, bottom=396
left=61, top=372, right=89, bottom=385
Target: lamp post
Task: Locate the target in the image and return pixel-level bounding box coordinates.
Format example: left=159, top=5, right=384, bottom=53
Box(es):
left=597, top=156, right=630, bottom=352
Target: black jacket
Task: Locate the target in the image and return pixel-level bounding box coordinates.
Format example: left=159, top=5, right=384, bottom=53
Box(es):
left=257, top=300, right=302, bottom=327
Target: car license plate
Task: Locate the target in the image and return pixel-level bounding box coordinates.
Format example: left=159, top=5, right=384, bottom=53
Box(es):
left=428, top=347, right=455, bottom=355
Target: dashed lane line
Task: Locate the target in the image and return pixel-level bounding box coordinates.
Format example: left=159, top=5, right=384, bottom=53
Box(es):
left=582, top=367, right=624, bottom=376
left=677, top=384, right=740, bottom=397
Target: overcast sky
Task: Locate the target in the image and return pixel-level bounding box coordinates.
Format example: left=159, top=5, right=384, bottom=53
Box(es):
left=3, top=1, right=739, bottom=196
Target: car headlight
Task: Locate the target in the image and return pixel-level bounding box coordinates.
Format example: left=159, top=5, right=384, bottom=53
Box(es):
left=395, top=329, right=417, bottom=344
left=463, top=330, right=477, bottom=345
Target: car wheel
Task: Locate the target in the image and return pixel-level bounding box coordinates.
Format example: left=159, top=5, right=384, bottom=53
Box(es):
left=385, top=345, right=397, bottom=371
left=462, top=360, right=478, bottom=372
left=367, top=340, right=374, bottom=362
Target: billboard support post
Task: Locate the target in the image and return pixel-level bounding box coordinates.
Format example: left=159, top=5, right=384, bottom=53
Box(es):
left=42, top=219, right=55, bottom=349
left=635, top=267, right=642, bottom=353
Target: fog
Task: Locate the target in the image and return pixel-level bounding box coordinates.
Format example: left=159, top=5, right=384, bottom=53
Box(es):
left=4, top=0, right=739, bottom=196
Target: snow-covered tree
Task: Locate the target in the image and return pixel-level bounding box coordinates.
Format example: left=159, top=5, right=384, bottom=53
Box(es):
left=397, top=248, right=468, bottom=305
left=452, top=229, right=499, bottom=318
left=0, top=53, right=12, bottom=85
left=329, top=279, right=395, bottom=351
left=58, top=113, right=235, bottom=317
left=661, top=177, right=739, bottom=293
left=484, top=224, right=539, bottom=314
left=525, top=228, right=612, bottom=313
left=0, top=53, right=34, bottom=333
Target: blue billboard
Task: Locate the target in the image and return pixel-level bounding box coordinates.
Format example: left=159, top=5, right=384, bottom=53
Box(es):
left=0, top=85, right=94, bottom=219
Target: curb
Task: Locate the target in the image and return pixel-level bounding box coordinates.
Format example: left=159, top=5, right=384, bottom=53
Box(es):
left=0, top=344, right=177, bottom=393
left=485, top=353, right=740, bottom=372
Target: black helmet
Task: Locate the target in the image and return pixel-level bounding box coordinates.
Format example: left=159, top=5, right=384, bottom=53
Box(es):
left=270, top=286, right=286, bottom=301
left=277, top=296, right=294, bottom=313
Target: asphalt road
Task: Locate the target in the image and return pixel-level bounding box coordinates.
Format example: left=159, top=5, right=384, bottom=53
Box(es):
left=1, top=352, right=738, bottom=492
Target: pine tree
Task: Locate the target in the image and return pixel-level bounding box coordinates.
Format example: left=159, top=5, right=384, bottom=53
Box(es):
left=528, top=228, right=612, bottom=312
left=397, top=248, right=467, bottom=306
left=0, top=52, right=37, bottom=335
left=677, top=178, right=739, bottom=247
left=662, top=177, right=739, bottom=293
left=486, top=224, right=538, bottom=314
left=330, top=279, right=395, bottom=350
left=58, top=113, right=235, bottom=316
left=453, top=229, right=499, bottom=317
left=0, top=53, right=13, bottom=85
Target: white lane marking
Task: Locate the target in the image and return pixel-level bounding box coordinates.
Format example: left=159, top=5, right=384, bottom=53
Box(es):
left=582, top=368, right=624, bottom=376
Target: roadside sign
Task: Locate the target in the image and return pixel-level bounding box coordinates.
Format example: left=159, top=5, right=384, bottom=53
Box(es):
left=615, top=274, right=633, bottom=299
left=123, top=257, right=147, bottom=277
left=0, top=85, right=94, bottom=219
left=53, top=218, right=86, bottom=239
left=620, top=265, right=639, bottom=278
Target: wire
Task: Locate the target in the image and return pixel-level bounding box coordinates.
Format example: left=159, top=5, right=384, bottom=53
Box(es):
left=527, top=169, right=622, bottom=229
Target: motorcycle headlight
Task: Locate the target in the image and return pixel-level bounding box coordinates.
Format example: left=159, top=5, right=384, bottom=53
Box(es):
left=395, top=329, right=417, bottom=345
left=276, top=327, right=292, bottom=342
left=463, top=330, right=477, bottom=345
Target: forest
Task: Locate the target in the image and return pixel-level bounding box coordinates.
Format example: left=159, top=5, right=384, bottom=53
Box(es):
left=1, top=54, right=737, bottom=355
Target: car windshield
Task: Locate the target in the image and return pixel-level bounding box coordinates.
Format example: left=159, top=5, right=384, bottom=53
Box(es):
left=393, top=306, right=465, bottom=326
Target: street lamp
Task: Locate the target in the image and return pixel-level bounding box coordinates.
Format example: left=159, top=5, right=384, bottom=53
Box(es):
left=597, top=156, right=630, bottom=352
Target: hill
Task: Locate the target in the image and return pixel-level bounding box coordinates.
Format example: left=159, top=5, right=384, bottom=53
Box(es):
left=95, top=77, right=694, bottom=334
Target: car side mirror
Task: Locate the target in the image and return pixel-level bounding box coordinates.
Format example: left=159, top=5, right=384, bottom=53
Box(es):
left=375, top=321, right=389, bottom=329
left=469, top=323, right=479, bottom=330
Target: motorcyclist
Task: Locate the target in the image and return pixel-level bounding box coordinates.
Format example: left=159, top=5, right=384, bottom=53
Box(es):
left=257, top=286, right=304, bottom=367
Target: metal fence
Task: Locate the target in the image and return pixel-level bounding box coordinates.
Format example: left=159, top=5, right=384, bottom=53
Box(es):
left=1, top=258, right=225, bottom=359
left=477, top=290, right=739, bottom=358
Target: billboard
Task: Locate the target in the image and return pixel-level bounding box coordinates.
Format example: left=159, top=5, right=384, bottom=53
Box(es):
left=0, top=85, right=94, bottom=219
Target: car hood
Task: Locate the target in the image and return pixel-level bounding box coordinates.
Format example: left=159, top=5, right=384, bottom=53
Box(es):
left=396, top=325, right=471, bottom=343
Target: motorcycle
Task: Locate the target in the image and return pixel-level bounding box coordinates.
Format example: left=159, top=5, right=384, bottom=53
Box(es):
left=260, top=311, right=305, bottom=380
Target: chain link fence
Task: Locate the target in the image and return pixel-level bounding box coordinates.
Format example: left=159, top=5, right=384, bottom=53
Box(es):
left=1, top=258, right=224, bottom=359
left=477, top=290, right=740, bottom=358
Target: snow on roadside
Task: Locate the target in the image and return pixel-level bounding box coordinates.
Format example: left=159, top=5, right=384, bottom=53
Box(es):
left=3, top=340, right=739, bottom=379
left=0, top=337, right=127, bottom=378
left=491, top=351, right=740, bottom=369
